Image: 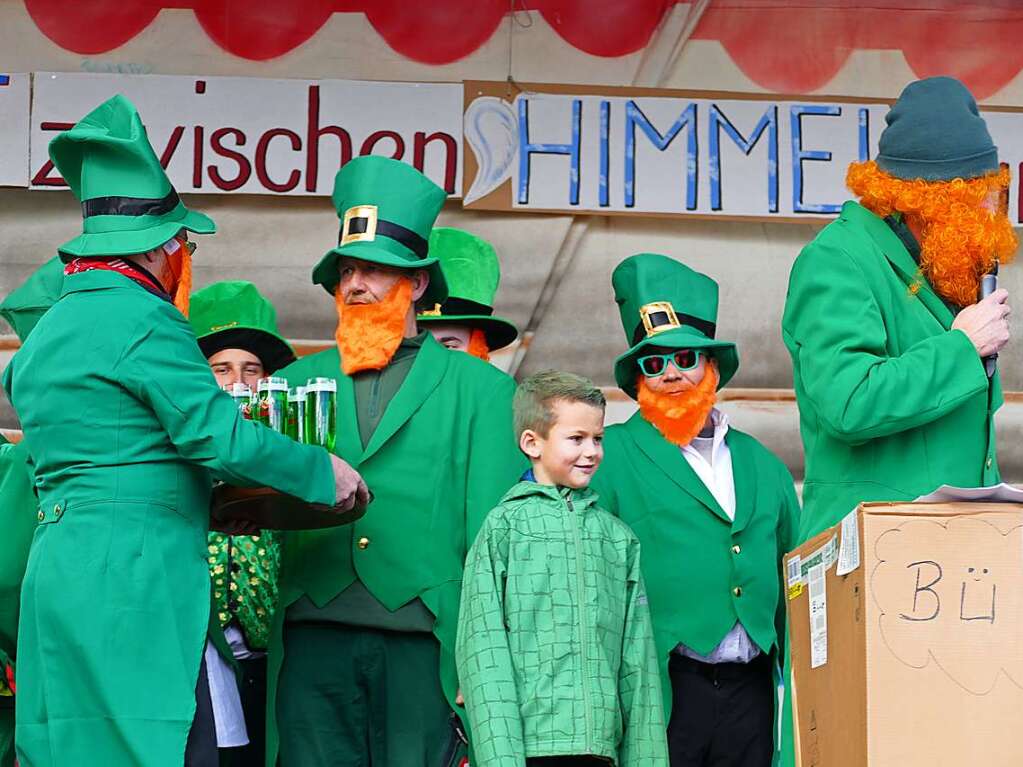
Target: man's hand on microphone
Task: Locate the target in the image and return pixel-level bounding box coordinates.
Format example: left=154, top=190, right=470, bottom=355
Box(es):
left=952, top=288, right=1011, bottom=358
left=330, top=454, right=369, bottom=512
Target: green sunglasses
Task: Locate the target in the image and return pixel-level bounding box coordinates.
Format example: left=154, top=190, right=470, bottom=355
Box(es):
left=637, top=349, right=703, bottom=377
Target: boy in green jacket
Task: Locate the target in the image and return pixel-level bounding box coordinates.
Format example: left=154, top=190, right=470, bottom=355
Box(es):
left=590, top=255, right=799, bottom=767
left=190, top=280, right=299, bottom=766
left=457, top=370, right=668, bottom=767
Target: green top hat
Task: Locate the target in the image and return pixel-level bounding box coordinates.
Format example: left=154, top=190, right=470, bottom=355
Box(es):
left=49, top=94, right=215, bottom=260
left=0, top=256, right=65, bottom=342
left=312, top=156, right=448, bottom=307
left=189, top=281, right=295, bottom=374
left=612, top=254, right=739, bottom=399
left=416, top=227, right=519, bottom=351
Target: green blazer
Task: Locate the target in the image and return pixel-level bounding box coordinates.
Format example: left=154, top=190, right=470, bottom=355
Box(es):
left=590, top=413, right=799, bottom=717
left=266, top=337, right=523, bottom=761
left=783, top=201, right=1000, bottom=542
left=3, top=270, right=335, bottom=767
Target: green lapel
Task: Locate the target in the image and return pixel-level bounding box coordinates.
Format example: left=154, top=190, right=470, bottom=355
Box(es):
left=361, top=334, right=450, bottom=463
left=725, top=429, right=757, bottom=534
left=623, top=412, right=730, bottom=523
left=844, top=201, right=955, bottom=330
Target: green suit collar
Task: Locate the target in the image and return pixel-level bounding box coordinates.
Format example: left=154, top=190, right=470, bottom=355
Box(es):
left=840, top=201, right=955, bottom=329
left=623, top=411, right=730, bottom=523
left=333, top=334, right=451, bottom=466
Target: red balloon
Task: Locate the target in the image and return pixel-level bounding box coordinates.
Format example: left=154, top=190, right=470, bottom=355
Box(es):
left=25, top=0, right=159, bottom=55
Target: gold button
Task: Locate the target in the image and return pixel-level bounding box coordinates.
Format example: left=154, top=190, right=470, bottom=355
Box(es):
left=357, top=536, right=370, bottom=550
left=733, top=586, right=743, bottom=598
left=986, top=457, right=993, bottom=470
left=53, top=504, right=62, bottom=517
left=732, top=544, right=741, bottom=555
left=37, top=510, right=44, bottom=522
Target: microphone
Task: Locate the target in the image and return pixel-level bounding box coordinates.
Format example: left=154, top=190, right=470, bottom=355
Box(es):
left=981, top=260, right=999, bottom=378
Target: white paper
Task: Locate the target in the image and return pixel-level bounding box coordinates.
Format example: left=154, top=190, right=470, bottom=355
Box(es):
left=808, top=562, right=828, bottom=669
left=913, top=483, right=1023, bottom=504
left=836, top=507, right=861, bottom=576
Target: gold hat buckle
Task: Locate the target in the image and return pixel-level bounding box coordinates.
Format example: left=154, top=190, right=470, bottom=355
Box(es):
left=639, top=301, right=681, bottom=337
left=420, top=303, right=444, bottom=317
left=340, top=205, right=378, bottom=246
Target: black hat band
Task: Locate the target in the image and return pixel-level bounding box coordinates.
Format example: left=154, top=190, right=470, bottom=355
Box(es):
left=631, top=312, right=716, bottom=346
left=82, top=188, right=180, bottom=218
left=339, top=211, right=428, bottom=260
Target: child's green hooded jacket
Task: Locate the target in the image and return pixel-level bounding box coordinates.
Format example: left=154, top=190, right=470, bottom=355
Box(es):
left=456, top=481, right=668, bottom=767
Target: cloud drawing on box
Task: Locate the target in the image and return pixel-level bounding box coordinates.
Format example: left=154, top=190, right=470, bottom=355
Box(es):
left=464, top=97, right=517, bottom=205
left=871, top=517, right=1023, bottom=695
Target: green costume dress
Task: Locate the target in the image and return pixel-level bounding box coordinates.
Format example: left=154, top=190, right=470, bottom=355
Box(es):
left=782, top=201, right=999, bottom=542
left=456, top=481, right=668, bottom=766
left=4, top=96, right=337, bottom=767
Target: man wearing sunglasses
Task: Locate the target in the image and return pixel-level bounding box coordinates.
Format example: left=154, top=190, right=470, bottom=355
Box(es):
left=3, top=95, right=364, bottom=767
left=591, top=254, right=800, bottom=767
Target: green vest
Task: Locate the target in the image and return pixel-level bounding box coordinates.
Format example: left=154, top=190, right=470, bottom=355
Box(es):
left=3, top=270, right=336, bottom=766
left=589, top=413, right=800, bottom=717
left=207, top=531, right=281, bottom=652
left=265, top=334, right=525, bottom=762
left=783, top=201, right=999, bottom=542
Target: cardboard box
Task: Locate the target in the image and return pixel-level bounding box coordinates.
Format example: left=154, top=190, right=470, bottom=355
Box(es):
left=785, top=501, right=1023, bottom=766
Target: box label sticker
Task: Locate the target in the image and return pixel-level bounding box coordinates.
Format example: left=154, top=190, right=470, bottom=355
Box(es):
left=809, top=562, right=828, bottom=668
left=837, top=508, right=861, bottom=576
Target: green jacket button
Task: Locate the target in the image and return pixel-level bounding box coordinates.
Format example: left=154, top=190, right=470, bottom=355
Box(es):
left=986, top=457, right=993, bottom=470
left=54, top=504, right=62, bottom=517
left=357, top=536, right=370, bottom=550
left=731, top=544, right=741, bottom=555
left=37, top=510, right=45, bottom=522
left=733, top=586, right=742, bottom=597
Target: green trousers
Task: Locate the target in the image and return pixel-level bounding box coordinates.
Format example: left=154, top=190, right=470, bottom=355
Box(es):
left=276, top=623, right=467, bottom=767
left=0, top=704, right=12, bottom=767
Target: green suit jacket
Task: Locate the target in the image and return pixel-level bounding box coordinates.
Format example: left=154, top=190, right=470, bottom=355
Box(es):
left=3, top=270, right=335, bottom=767
left=266, top=337, right=523, bottom=762
left=783, top=201, right=1000, bottom=542
left=589, top=413, right=799, bottom=718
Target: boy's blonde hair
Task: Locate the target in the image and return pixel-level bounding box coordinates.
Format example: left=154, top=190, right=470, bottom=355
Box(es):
left=513, top=370, right=606, bottom=438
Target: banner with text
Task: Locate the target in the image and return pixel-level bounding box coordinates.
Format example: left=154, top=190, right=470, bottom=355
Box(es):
left=29, top=72, right=463, bottom=195
left=0, top=74, right=30, bottom=187
left=462, top=80, right=1023, bottom=223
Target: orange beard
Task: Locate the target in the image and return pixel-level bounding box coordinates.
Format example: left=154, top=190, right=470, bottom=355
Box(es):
left=847, top=161, right=1017, bottom=307
left=636, top=364, right=719, bottom=447
left=335, top=278, right=413, bottom=375
left=467, top=328, right=491, bottom=362
left=171, top=248, right=192, bottom=317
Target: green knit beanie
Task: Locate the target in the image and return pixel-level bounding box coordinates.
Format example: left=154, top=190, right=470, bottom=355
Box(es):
left=876, top=77, right=998, bottom=182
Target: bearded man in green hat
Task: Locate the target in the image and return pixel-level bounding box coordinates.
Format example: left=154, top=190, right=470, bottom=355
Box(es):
left=189, top=280, right=298, bottom=766
left=590, top=254, right=800, bottom=767
left=0, top=257, right=64, bottom=767
left=3, top=95, right=365, bottom=767
left=269, top=156, right=523, bottom=767
left=783, top=76, right=1015, bottom=544
left=417, top=227, right=518, bottom=362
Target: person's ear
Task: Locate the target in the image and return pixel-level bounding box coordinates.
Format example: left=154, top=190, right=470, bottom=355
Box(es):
left=519, top=429, right=543, bottom=459
left=410, top=269, right=430, bottom=302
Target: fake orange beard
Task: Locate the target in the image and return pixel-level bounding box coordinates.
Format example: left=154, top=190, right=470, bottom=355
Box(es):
left=467, top=328, right=491, bottom=362
left=334, top=278, right=413, bottom=375
left=636, top=363, right=719, bottom=447
left=169, top=247, right=192, bottom=317
left=847, top=161, right=1018, bottom=307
